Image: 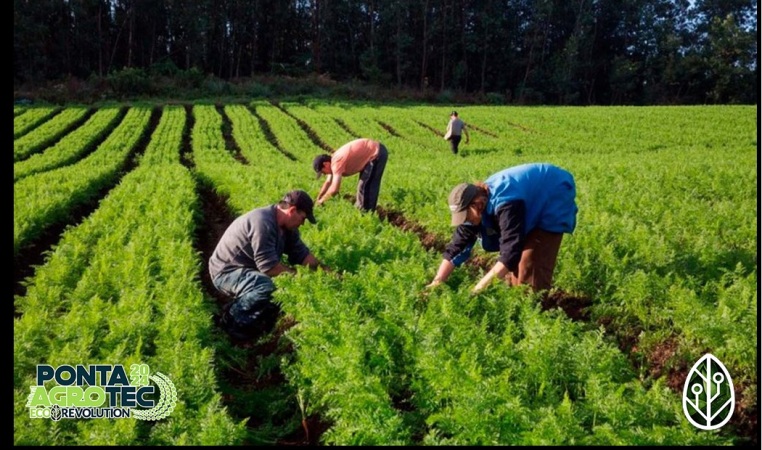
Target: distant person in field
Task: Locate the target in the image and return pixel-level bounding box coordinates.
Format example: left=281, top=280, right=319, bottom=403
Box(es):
left=209, top=190, right=328, bottom=341
left=312, top=138, right=389, bottom=212
left=426, top=163, right=578, bottom=294
left=443, top=110, right=470, bottom=155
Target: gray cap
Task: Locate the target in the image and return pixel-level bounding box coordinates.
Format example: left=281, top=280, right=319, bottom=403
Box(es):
left=448, top=183, right=479, bottom=226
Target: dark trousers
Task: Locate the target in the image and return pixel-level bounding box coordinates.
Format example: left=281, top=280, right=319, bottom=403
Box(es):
left=449, top=135, right=462, bottom=154
left=482, top=228, right=563, bottom=292
left=508, top=229, right=563, bottom=291
left=356, top=144, right=388, bottom=211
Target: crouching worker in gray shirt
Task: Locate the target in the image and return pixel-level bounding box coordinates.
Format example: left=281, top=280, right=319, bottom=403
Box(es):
left=208, top=190, right=328, bottom=341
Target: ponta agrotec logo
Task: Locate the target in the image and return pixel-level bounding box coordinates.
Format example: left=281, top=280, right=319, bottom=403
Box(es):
left=26, top=364, right=177, bottom=421
left=682, top=353, right=735, bottom=430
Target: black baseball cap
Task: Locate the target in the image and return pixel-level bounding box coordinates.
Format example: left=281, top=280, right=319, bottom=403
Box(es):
left=313, top=154, right=332, bottom=179
left=451, top=110, right=458, bottom=116
left=283, top=190, right=316, bottom=224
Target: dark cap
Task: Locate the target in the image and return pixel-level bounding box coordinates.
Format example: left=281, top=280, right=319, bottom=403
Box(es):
left=313, top=154, right=332, bottom=179
left=447, top=183, right=478, bottom=226
left=451, top=110, right=458, bottom=117
left=283, top=190, right=316, bottom=224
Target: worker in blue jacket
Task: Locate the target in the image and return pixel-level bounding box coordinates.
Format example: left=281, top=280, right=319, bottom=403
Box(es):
left=426, top=163, right=578, bottom=293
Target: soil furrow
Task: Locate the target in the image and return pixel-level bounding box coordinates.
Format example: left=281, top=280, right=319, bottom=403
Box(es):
left=271, top=100, right=333, bottom=153
left=467, top=123, right=501, bottom=137
left=413, top=120, right=443, bottom=137
left=216, top=104, right=249, bottom=164
left=245, top=104, right=299, bottom=161
left=377, top=120, right=402, bottom=137
left=189, top=105, right=326, bottom=445
left=332, top=118, right=360, bottom=139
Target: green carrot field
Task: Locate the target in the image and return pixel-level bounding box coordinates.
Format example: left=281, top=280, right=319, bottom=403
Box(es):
left=13, top=102, right=758, bottom=445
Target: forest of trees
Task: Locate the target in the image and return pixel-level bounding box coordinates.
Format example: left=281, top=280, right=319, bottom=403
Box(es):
left=13, top=0, right=759, bottom=105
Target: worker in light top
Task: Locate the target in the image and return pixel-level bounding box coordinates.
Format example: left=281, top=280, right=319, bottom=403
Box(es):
left=426, top=163, right=578, bottom=293
left=312, top=138, right=389, bottom=212
left=443, top=110, right=470, bottom=154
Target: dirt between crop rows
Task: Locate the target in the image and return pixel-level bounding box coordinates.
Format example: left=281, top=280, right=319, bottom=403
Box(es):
left=271, top=100, right=333, bottom=153
left=377, top=120, right=402, bottom=137
left=413, top=120, right=443, bottom=137
left=466, top=123, right=501, bottom=137
left=195, top=183, right=323, bottom=445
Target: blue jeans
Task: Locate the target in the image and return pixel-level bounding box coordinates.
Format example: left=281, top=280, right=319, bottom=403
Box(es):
left=212, top=268, right=279, bottom=332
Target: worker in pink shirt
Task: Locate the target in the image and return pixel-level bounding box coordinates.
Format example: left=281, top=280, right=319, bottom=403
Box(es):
left=312, top=138, right=389, bottom=211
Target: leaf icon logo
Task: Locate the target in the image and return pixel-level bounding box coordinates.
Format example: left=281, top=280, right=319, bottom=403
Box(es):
left=682, top=353, right=735, bottom=430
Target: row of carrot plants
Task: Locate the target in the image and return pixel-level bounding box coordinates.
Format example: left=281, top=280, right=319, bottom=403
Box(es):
left=13, top=106, right=61, bottom=139
left=14, top=106, right=91, bottom=161
left=13, top=105, right=59, bottom=138
left=14, top=106, right=125, bottom=181
left=14, top=105, right=28, bottom=116
left=189, top=103, right=314, bottom=443
left=14, top=106, right=152, bottom=256
left=14, top=105, right=245, bottom=445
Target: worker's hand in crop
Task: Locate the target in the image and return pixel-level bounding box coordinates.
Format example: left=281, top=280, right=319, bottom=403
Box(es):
left=470, top=283, right=486, bottom=296
left=425, top=279, right=443, bottom=289
left=471, top=262, right=506, bottom=295
left=420, top=279, right=443, bottom=301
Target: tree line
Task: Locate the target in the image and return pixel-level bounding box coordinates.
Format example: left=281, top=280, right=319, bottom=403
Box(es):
left=13, top=0, right=758, bottom=105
